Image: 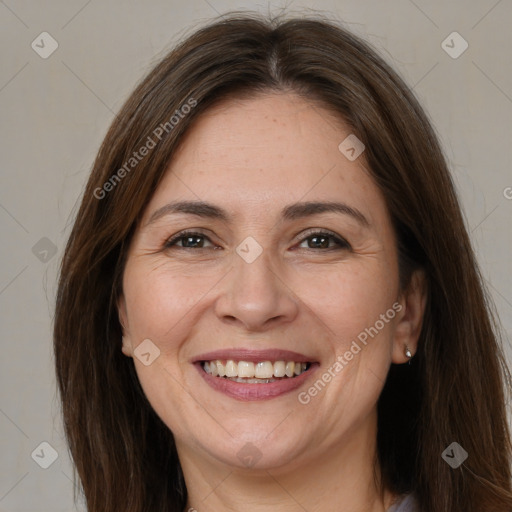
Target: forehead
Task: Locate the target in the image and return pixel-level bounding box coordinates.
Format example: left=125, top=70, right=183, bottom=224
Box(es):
left=143, top=92, right=388, bottom=228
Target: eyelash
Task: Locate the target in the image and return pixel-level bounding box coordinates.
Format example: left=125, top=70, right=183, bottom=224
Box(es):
left=163, top=229, right=351, bottom=252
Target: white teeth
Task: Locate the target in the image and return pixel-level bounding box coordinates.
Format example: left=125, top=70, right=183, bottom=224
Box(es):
left=273, top=361, right=286, bottom=377
left=225, top=359, right=237, bottom=377
left=216, top=361, right=226, bottom=377
left=285, top=362, right=295, bottom=377
left=202, top=359, right=310, bottom=379
left=238, top=361, right=255, bottom=378
left=231, top=377, right=276, bottom=384
left=255, top=361, right=273, bottom=379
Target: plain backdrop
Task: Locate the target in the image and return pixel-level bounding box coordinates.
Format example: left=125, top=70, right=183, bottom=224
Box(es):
left=1, top=1, right=511, bottom=510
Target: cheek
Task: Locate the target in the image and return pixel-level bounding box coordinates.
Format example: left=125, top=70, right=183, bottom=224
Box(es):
left=123, top=262, right=217, bottom=346
left=121, top=265, right=210, bottom=437
left=299, top=263, right=399, bottom=418
left=294, top=260, right=399, bottom=420
left=294, top=258, right=399, bottom=343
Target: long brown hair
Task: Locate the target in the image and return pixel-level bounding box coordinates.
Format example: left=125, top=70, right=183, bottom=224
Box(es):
left=53, top=12, right=512, bottom=511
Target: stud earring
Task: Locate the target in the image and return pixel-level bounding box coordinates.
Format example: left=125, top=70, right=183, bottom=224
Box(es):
left=405, top=345, right=413, bottom=364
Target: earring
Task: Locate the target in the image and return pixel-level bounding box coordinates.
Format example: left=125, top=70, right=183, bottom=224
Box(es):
left=405, top=345, right=412, bottom=364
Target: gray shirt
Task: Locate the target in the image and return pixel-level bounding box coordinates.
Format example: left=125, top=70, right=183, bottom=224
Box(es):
left=386, top=494, right=418, bottom=512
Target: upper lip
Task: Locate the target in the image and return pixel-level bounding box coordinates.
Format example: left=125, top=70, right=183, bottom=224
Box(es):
left=192, top=348, right=316, bottom=363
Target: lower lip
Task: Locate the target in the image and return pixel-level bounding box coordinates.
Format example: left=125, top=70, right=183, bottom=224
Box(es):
left=195, top=363, right=319, bottom=401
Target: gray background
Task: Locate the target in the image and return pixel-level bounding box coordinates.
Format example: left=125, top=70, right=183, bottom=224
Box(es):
left=1, top=1, right=511, bottom=510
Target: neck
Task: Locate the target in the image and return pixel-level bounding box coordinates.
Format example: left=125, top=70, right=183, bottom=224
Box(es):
left=178, top=409, right=397, bottom=512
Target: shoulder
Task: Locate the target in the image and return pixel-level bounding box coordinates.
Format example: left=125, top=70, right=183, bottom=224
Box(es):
left=386, top=493, right=419, bottom=512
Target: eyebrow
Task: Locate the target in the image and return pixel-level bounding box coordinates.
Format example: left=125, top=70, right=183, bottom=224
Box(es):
left=146, top=200, right=370, bottom=228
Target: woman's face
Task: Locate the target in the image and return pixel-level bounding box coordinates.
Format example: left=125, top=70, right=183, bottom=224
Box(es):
left=119, top=92, right=419, bottom=472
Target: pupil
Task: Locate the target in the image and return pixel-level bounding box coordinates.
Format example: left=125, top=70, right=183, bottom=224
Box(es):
left=184, top=236, right=202, bottom=248
left=310, top=236, right=328, bottom=249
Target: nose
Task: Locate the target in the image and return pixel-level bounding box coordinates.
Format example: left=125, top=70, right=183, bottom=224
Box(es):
left=214, top=249, right=299, bottom=332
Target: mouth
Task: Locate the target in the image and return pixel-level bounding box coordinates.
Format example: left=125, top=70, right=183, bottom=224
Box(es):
left=193, top=349, right=319, bottom=401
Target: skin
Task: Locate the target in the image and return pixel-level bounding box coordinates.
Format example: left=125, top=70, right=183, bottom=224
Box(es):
left=118, top=92, right=427, bottom=512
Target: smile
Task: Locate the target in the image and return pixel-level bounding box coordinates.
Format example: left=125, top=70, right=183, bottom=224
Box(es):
left=202, top=360, right=311, bottom=382
left=193, top=349, right=319, bottom=401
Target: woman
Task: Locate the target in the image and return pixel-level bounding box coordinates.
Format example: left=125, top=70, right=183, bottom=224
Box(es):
left=53, top=12, right=512, bottom=512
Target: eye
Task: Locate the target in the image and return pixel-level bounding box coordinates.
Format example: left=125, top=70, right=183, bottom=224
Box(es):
left=163, top=229, right=351, bottom=251
left=296, top=230, right=351, bottom=251
left=164, top=230, right=216, bottom=249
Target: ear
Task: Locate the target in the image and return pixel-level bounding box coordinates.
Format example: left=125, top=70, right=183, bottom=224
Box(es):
left=118, top=294, right=133, bottom=358
left=391, top=269, right=427, bottom=364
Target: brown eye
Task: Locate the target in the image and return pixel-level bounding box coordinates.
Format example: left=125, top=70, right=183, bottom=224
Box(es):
left=164, top=231, right=215, bottom=249
left=297, top=231, right=351, bottom=251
